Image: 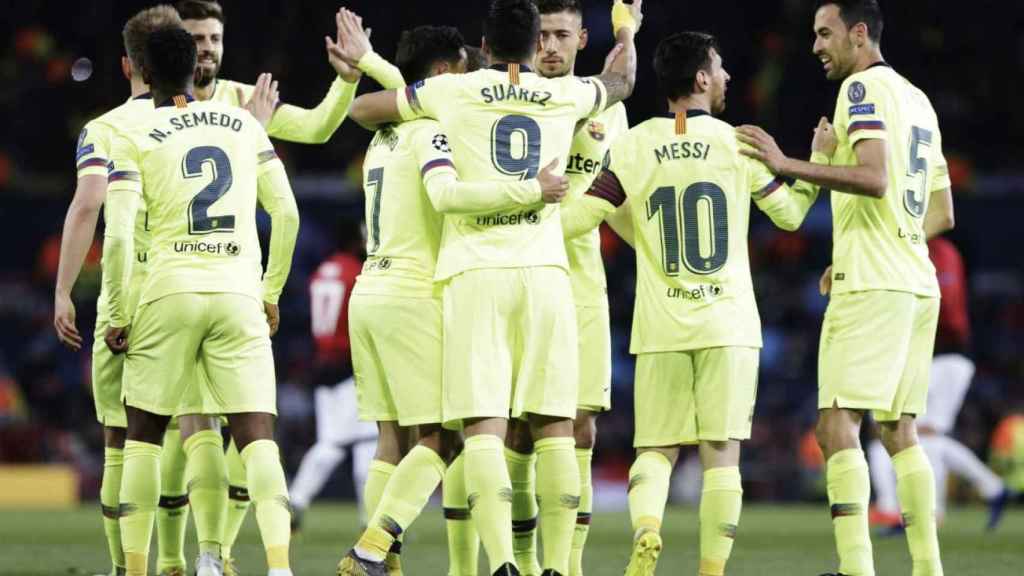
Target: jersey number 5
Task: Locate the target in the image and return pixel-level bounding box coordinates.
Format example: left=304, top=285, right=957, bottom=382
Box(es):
left=184, top=146, right=235, bottom=235
left=491, top=115, right=541, bottom=179
left=904, top=126, right=932, bottom=218
left=647, top=182, right=729, bottom=276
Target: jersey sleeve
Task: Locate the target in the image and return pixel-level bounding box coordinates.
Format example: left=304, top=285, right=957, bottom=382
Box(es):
left=747, top=146, right=822, bottom=232
left=75, top=120, right=113, bottom=178
left=103, top=134, right=143, bottom=326
left=835, top=76, right=888, bottom=147
left=928, top=127, right=951, bottom=192
left=568, top=76, right=608, bottom=121
left=397, top=73, right=458, bottom=121
left=414, top=122, right=542, bottom=214
left=266, top=77, right=358, bottom=144
left=357, top=50, right=406, bottom=90
left=253, top=126, right=299, bottom=304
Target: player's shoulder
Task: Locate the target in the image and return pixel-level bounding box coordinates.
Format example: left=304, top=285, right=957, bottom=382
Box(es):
left=840, top=65, right=902, bottom=105
left=212, top=77, right=254, bottom=100
left=86, top=96, right=152, bottom=133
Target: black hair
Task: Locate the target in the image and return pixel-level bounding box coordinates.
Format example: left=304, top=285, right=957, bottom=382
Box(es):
left=534, top=0, right=583, bottom=16
left=464, top=45, right=487, bottom=72
left=653, top=31, right=720, bottom=101
left=484, top=0, right=541, bottom=63
left=816, top=0, right=884, bottom=42
left=144, top=27, right=197, bottom=92
left=395, top=25, right=466, bottom=84
left=175, top=0, right=224, bottom=23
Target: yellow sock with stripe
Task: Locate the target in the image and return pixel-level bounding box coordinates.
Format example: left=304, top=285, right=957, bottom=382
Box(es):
left=443, top=452, right=479, bottom=576
left=101, top=447, right=126, bottom=572
left=119, top=440, right=162, bottom=576
left=184, top=430, right=228, bottom=557
left=570, top=447, right=593, bottom=576
left=363, top=460, right=396, bottom=521
left=627, top=451, right=672, bottom=537
left=465, top=435, right=516, bottom=573
left=506, top=447, right=540, bottom=574
left=241, top=439, right=291, bottom=570
left=535, top=437, right=580, bottom=576
left=156, top=427, right=189, bottom=573
left=893, top=445, right=944, bottom=576
left=222, top=438, right=251, bottom=562
left=356, top=445, right=445, bottom=561
left=698, top=466, right=743, bottom=576
left=827, top=449, right=874, bottom=576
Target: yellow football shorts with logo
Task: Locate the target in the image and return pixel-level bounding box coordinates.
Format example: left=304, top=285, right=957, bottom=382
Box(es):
left=818, top=290, right=940, bottom=421
left=442, top=266, right=579, bottom=426
left=92, top=321, right=128, bottom=428
left=123, top=292, right=277, bottom=416
left=633, top=347, right=760, bottom=447
left=576, top=305, right=612, bottom=412
left=350, top=293, right=443, bottom=426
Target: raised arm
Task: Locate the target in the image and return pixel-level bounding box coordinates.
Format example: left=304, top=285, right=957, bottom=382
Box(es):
left=333, top=8, right=406, bottom=90
left=592, top=0, right=642, bottom=107
left=349, top=90, right=402, bottom=132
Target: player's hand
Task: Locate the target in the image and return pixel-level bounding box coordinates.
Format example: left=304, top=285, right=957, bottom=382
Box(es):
left=737, top=125, right=790, bottom=174
left=325, top=8, right=370, bottom=82
left=819, top=265, right=833, bottom=296
left=538, top=158, right=569, bottom=204
left=240, top=73, right=279, bottom=128
left=54, top=292, right=82, bottom=351
left=612, top=0, right=644, bottom=35
left=104, top=325, right=130, bottom=355
left=264, top=301, right=280, bottom=336
left=811, top=116, right=838, bottom=157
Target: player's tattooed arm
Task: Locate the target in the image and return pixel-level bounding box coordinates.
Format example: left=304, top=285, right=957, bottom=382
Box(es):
left=737, top=124, right=889, bottom=198
left=595, top=0, right=642, bottom=107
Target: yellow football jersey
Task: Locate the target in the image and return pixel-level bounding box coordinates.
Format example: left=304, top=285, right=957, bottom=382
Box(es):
left=566, top=111, right=816, bottom=353
left=105, top=96, right=289, bottom=321
left=829, top=63, right=948, bottom=297
left=75, top=95, right=153, bottom=324
left=354, top=119, right=451, bottom=298
left=396, top=64, right=608, bottom=280
left=206, top=77, right=357, bottom=143
left=565, top=102, right=629, bottom=307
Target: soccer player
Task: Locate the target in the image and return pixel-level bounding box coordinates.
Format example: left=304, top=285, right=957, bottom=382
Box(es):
left=176, top=0, right=361, bottom=142
left=290, top=223, right=377, bottom=530
left=737, top=1, right=955, bottom=574
left=502, top=2, right=631, bottom=574
left=867, top=237, right=1011, bottom=530
left=52, top=7, right=192, bottom=576
left=345, top=1, right=641, bottom=573
left=332, top=18, right=571, bottom=576
left=560, top=30, right=817, bottom=576
left=103, top=27, right=299, bottom=576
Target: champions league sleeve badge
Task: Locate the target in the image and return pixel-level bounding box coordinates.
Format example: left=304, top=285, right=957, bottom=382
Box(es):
left=847, top=81, right=866, bottom=104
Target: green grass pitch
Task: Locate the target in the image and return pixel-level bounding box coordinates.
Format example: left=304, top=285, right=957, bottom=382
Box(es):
left=1, top=503, right=1020, bottom=575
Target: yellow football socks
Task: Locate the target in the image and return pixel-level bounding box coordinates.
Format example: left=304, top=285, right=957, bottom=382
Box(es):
left=100, top=446, right=125, bottom=573
left=466, top=435, right=516, bottom=573
left=698, top=466, right=743, bottom=576
left=627, top=451, right=672, bottom=537
left=443, top=452, right=479, bottom=576
left=222, top=438, right=251, bottom=562
left=570, top=447, right=593, bottom=576
left=827, top=449, right=874, bottom=576
left=156, top=428, right=188, bottom=573
left=183, top=429, right=228, bottom=557
left=535, top=437, right=580, bottom=576
left=120, top=440, right=162, bottom=576
left=241, top=439, right=291, bottom=570
left=893, top=445, right=944, bottom=576
left=506, top=447, right=540, bottom=574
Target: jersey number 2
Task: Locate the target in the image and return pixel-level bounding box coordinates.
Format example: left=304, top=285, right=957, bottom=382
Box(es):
left=184, top=146, right=235, bottom=235
left=647, top=182, right=729, bottom=276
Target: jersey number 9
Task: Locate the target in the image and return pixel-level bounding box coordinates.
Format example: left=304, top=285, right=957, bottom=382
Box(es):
left=491, top=114, right=541, bottom=180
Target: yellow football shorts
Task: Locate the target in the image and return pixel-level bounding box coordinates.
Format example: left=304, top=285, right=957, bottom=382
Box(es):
left=349, top=293, right=443, bottom=426
left=576, top=305, right=611, bottom=413
left=442, top=266, right=579, bottom=426
left=91, top=320, right=127, bottom=428
left=633, top=347, right=760, bottom=447
left=818, top=290, right=940, bottom=421
left=123, top=292, right=277, bottom=416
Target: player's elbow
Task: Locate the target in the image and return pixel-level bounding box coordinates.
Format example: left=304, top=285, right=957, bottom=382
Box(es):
left=862, top=166, right=888, bottom=198
left=349, top=97, right=380, bottom=131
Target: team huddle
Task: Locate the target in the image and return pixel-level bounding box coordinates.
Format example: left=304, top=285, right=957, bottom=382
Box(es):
left=53, top=0, right=958, bottom=575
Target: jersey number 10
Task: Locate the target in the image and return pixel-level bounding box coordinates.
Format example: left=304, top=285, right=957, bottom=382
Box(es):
left=647, top=182, right=729, bottom=276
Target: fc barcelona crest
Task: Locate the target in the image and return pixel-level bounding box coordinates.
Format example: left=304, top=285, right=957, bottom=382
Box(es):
left=587, top=121, right=606, bottom=142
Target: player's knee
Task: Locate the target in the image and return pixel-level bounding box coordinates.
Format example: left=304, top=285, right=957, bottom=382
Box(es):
left=573, top=415, right=597, bottom=450
left=227, top=412, right=275, bottom=451
left=126, top=407, right=171, bottom=445
left=507, top=420, right=534, bottom=454
left=879, top=418, right=918, bottom=455
left=104, top=426, right=127, bottom=449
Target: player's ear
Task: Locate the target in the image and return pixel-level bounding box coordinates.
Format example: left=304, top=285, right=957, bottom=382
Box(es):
left=852, top=21, right=868, bottom=47
left=121, top=56, right=132, bottom=81
left=578, top=27, right=589, bottom=50
left=695, top=69, right=709, bottom=94
left=481, top=37, right=491, bottom=61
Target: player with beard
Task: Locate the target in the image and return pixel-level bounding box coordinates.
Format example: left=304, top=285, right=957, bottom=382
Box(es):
left=502, top=2, right=631, bottom=575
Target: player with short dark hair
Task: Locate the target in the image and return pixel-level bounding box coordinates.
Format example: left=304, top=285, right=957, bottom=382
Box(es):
left=562, top=30, right=816, bottom=576
left=738, top=1, right=953, bottom=574
left=104, top=26, right=300, bottom=576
